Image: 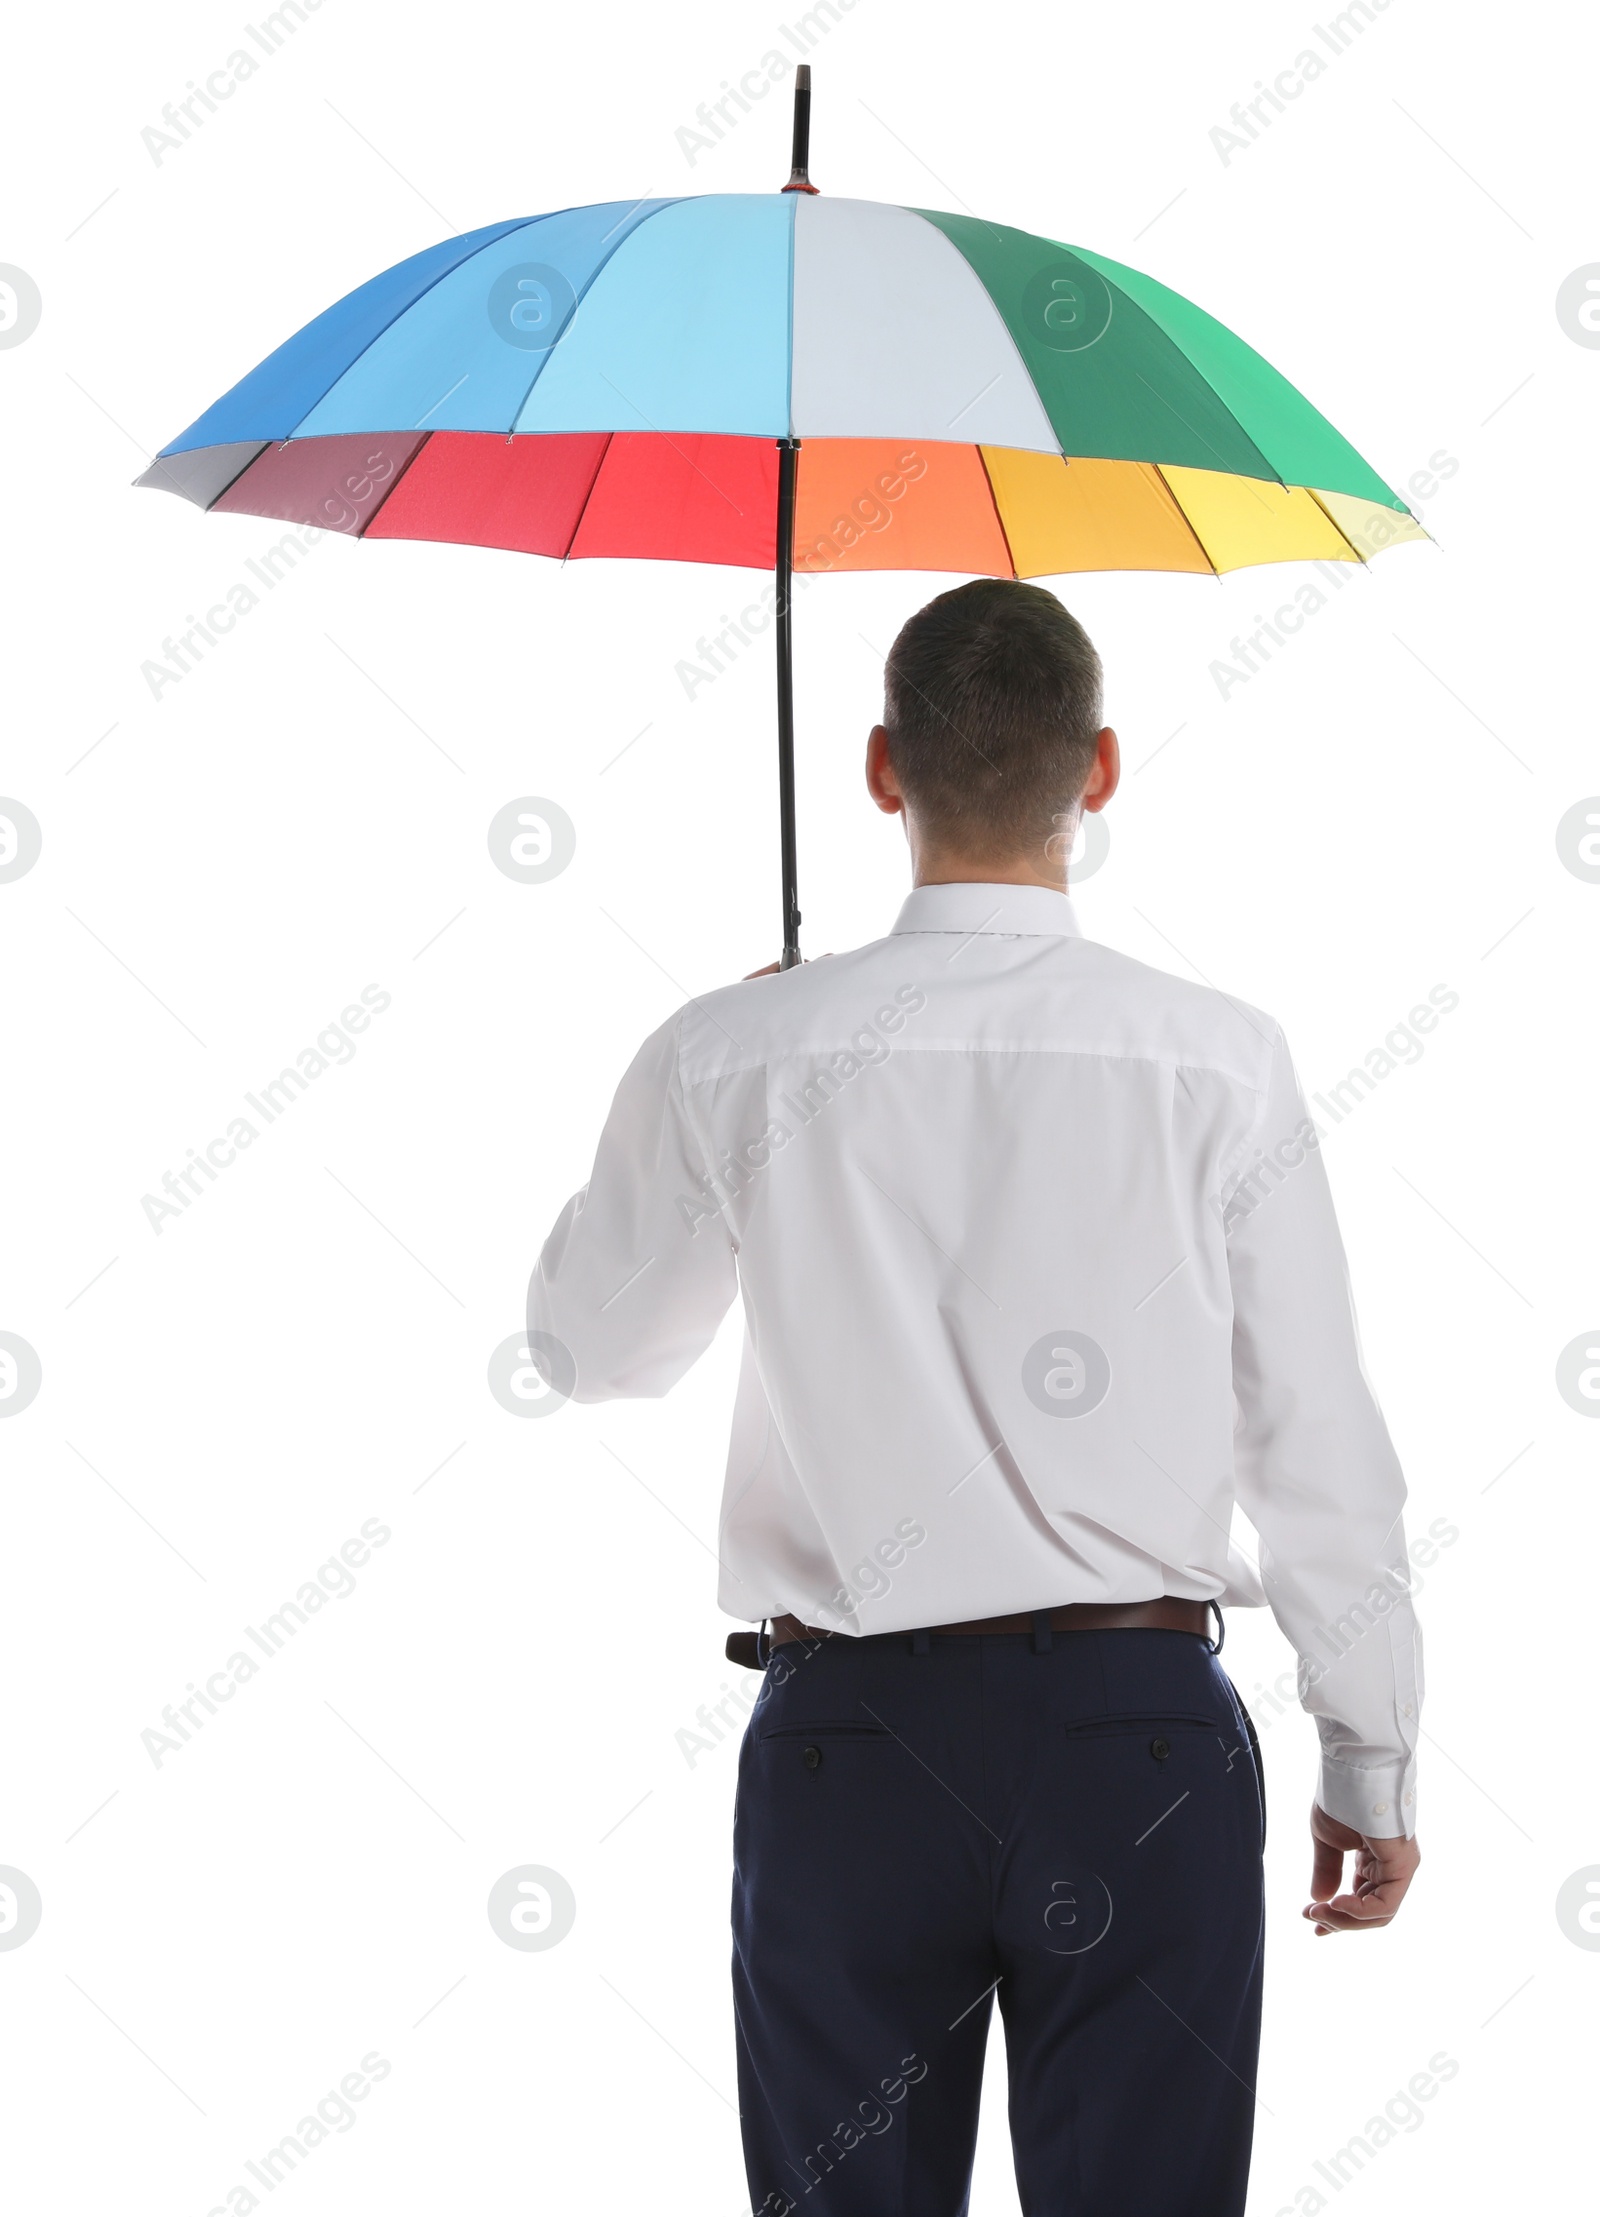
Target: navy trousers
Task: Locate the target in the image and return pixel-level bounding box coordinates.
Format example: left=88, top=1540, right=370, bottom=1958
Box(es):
left=731, top=1627, right=1265, bottom=2217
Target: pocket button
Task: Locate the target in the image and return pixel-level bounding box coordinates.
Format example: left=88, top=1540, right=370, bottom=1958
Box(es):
left=1150, top=1737, right=1171, bottom=1761
left=803, top=1745, right=823, bottom=1772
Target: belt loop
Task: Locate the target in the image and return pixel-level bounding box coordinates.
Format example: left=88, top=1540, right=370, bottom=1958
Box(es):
left=755, top=1617, right=772, bottom=1667
left=910, top=1626, right=931, bottom=1657
left=1031, top=1610, right=1053, bottom=1654
left=1207, top=1602, right=1225, bottom=1655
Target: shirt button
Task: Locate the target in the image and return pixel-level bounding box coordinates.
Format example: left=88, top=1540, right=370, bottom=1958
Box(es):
left=803, top=1745, right=822, bottom=1772
left=1403, top=1703, right=1414, bottom=1718
left=1404, top=1791, right=1414, bottom=1805
left=1372, top=1801, right=1388, bottom=1816
left=1150, top=1737, right=1171, bottom=1761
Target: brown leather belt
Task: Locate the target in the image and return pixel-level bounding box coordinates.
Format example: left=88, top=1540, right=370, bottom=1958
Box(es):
left=726, top=1597, right=1215, bottom=1670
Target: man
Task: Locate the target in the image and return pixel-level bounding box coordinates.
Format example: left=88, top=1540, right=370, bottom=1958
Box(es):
left=528, top=579, right=1422, bottom=2217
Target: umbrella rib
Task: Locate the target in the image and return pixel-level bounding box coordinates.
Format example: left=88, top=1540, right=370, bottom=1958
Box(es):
left=1149, top=465, right=1221, bottom=580
left=142, top=441, right=268, bottom=513
left=1128, top=366, right=1282, bottom=511
left=284, top=215, right=548, bottom=442
left=592, top=374, right=748, bottom=516
left=197, top=444, right=270, bottom=511
left=127, top=438, right=265, bottom=509
left=503, top=197, right=680, bottom=436
left=1122, top=326, right=1404, bottom=565
left=560, top=431, right=616, bottom=562
left=1303, top=486, right=1373, bottom=568
left=356, top=431, right=434, bottom=537
left=972, top=446, right=1019, bottom=581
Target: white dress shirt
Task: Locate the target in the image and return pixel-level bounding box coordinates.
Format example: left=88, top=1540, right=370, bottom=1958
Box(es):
left=529, top=881, right=1421, bottom=1836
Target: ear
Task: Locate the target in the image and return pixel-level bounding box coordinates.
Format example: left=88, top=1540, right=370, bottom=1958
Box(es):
left=1080, top=727, right=1121, bottom=815
left=865, top=724, right=905, bottom=816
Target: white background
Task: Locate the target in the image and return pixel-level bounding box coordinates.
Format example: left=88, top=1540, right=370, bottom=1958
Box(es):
left=1, top=0, right=1595, bottom=2209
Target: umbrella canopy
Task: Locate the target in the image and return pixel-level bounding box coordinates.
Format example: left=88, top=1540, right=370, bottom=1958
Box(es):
left=142, top=195, right=1422, bottom=576
left=141, top=73, right=1422, bottom=959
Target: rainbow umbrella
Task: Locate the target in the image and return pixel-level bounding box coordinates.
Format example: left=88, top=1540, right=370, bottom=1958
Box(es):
left=141, top=69, right=1422, bottom=964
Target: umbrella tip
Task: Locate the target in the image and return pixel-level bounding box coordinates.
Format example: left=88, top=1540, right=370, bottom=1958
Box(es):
left=782, top=63, right=819, bottom=194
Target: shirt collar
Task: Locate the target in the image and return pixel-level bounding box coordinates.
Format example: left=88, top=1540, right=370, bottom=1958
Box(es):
left=890, top=881, right=1083, bottom=939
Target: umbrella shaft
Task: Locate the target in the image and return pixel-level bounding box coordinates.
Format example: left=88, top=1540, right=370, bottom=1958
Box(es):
left=776, top=439, right=801, bottom=969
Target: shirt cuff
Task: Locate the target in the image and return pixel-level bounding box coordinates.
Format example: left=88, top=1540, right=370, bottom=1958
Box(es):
left=1318, top=1756, right=1417, bottom=1839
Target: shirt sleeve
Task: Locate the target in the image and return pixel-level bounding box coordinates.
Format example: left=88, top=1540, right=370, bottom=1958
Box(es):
left=527, top=1011, right=740, bottom=1399
left=1223, top=1023, right=1422, bottom=1838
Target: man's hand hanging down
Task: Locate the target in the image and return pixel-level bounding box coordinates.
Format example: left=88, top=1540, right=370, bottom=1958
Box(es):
left=1304, top=1803, right=1420, bottom=1935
